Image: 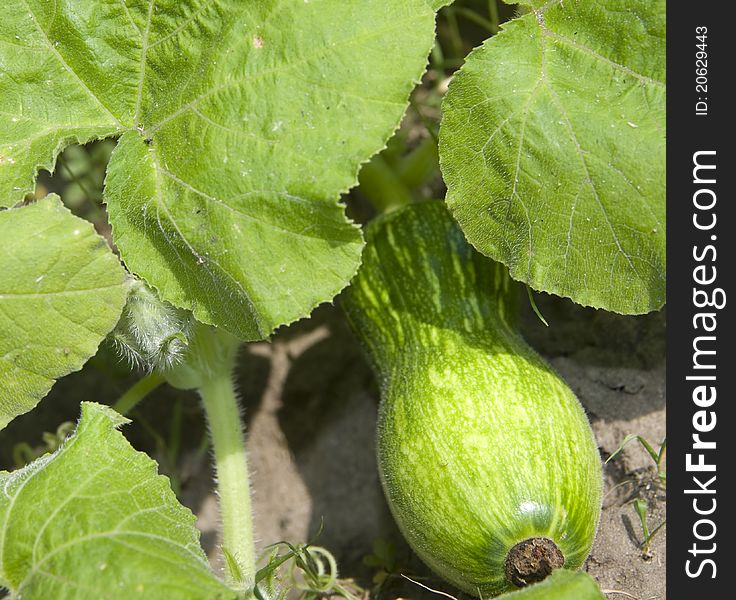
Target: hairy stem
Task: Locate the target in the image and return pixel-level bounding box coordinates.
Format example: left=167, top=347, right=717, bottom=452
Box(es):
left=164, top=323, right=255, bottom=591
left=199, top=370, right=255, bottom=590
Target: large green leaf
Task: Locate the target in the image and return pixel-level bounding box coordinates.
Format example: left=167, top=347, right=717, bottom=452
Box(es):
left=0, top=402, right=236, bottom=599
left=428, top=1, right=454, bottom=9
left=0, top=196, right=127, bottom=430
left=439, top=0, right=665, bottom=314
left=496, top=570, right=605, bottom=599
left=0, top=1, right=439, bottom=339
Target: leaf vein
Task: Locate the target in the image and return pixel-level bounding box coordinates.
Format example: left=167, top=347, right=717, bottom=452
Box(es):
left=19, top=0, right=124, bottom=128
left=133, top=0, right=156, bottom=125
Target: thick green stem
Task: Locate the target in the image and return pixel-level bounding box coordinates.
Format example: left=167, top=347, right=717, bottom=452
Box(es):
left=396, top=137, right=439, bottom=189
left=199, top=370, right=255, bottom=590
left=358, top=155, right=414, bottom=213
left=164, top=323, right=255, bottom=592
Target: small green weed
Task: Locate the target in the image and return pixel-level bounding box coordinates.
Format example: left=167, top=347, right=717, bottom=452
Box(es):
left=254, top=541, right=366, bottom=600
left=606, top=434, right=666, bottom=486
left=11, top=421, right=75, bottom=468
left=607, top=435, right=666, bottom=558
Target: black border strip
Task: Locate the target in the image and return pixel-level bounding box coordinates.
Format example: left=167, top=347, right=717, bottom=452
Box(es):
left=667, top=2, right=735, bottom=596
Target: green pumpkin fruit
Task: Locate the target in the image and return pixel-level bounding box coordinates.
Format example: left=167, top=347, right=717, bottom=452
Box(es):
left=342, top=201, right=602, bottom=597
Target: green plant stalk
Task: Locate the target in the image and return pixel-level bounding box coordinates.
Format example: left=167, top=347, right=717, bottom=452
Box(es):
left=453, top=7, right=497, bottom=33
left=168, top=399, right=184, bottom=471
left=112, top=371, right=166, bottom=415
left=431, top=40, right=446, bottom=73
left=488, top=0, right=500, bottom=33
left=525, top=285, right=549, bottom=327
left=358, top=155, right=414, bottom=213
left=164, top=323, right=255, bottom=592
left=167, top=400, right=185, bottom=496
left=396, top=137, right=439, bottom=188
left=199, top=371, right=255, bottom=589
left=444, top=9, right=463, bottom=58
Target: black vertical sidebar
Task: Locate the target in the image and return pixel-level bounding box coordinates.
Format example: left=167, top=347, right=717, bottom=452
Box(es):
left=667, top=2, right=735, bottom=598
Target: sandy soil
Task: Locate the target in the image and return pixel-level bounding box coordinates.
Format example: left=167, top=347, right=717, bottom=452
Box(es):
left=0, top=291, right=665, bottom=599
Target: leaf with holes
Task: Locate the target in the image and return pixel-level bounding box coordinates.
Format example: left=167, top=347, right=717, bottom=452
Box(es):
left=0, top=196, right=127, bottom=430
left=0, top=402, right=237, bottom=599
left=1, top=0, right=439, bottom=339
left=439, top=0, right=665, bottom=314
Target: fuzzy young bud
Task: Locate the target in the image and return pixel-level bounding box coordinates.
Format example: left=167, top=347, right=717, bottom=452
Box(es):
left=110, top=280, right=194, bottom=373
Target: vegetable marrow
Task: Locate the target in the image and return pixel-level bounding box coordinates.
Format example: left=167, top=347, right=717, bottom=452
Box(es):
left=342, top=201, right=602, bottom=597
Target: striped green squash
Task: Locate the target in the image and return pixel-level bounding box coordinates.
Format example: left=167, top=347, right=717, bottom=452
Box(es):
left=342, top=201, right=602, bottom=597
